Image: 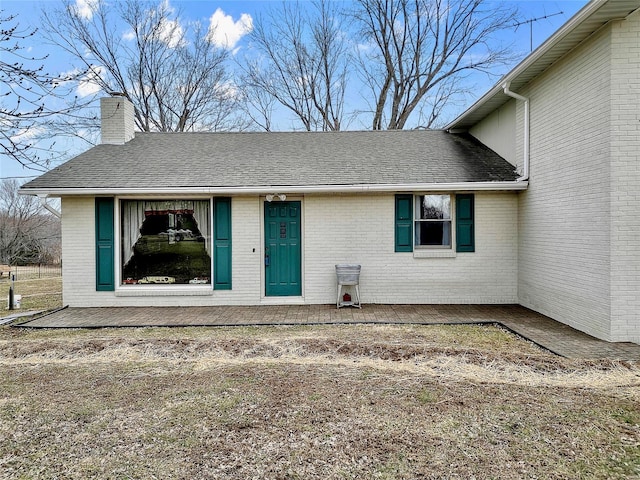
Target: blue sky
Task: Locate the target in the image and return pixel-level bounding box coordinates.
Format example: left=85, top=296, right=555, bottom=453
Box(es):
left=1, top=0, right=590, bottom=180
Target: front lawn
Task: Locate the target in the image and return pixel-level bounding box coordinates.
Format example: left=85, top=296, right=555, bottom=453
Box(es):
left=1, top=324, right=638, bottom=479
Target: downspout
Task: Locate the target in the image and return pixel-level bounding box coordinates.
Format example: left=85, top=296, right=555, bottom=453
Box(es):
left=38, top=195, right=61, bottom=218
left=502, top=82, right=530, bottom=182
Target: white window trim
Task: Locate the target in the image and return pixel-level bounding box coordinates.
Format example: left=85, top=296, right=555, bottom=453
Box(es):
left=412, top=193, right=457, bottom=257
left=413, top=249, right=457, bottom=258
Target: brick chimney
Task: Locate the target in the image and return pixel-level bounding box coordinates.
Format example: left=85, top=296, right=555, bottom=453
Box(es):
left=100, top=95, right=135, bottom=144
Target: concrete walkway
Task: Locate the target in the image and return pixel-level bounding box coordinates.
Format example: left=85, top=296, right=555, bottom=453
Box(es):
left=15, top=304, right=640, bottom=361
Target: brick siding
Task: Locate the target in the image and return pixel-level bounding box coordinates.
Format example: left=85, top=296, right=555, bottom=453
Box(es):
left=610, top=10, right=640, bottom=343
left=469, top=10, right=640, bottom=343
left=100, top=97, right=135, bottom=145
left=60, top=193, right=519, bottom=307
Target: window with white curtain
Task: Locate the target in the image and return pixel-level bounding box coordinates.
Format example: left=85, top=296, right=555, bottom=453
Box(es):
left=120, top=199, right=211, bottom=285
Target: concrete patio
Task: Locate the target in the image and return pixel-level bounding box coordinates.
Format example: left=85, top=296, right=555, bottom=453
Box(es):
left=12, top=304, right=640, bottom=361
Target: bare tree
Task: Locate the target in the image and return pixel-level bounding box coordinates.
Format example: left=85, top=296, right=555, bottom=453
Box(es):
left=41, top=0, right=247, bottom=133
left=353, top=0, right=518, bottom=129
left=1, top=12, right=92, bottom=172
left=240, top=84, right=277, bottom=132
left=0, top=179, right=60, bottom=265
left=241, top=0, right=350, bottom=131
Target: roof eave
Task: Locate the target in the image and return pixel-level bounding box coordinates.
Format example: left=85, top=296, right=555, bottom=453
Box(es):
left=446, top=0, right=640, bottom=131
left=19, top=181, right=528, bottom=198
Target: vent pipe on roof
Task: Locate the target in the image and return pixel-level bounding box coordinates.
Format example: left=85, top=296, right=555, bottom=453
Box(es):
left=100, top=96, right=135, bottom=145
left=502, top=83, right=529, bottom=182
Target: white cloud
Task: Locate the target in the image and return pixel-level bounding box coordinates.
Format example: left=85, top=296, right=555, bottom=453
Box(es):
left=156, top=0, right=184, bottom=48
left=74, top=0, right=96, bottom=20
left=121, top=1, right=184, bottom=49
left=76, top=66, right=104, bottom=97
left=10, top=125, right=45, bottom=143
left=158, top=17, right=184, bottom=48
left=216, top=81, right=240, bottom=100
left=207, top=8, right=253, bottom=50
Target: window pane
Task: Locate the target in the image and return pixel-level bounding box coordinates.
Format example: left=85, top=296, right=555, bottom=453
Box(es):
left=416, top=195, right=451, bottom=220
left=415, top=221, right=452, bottom=247
left=121, top=200, right=211, bottom=285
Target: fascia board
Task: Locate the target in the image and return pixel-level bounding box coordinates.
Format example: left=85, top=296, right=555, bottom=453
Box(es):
left=19, top=181, right=528, bottom=197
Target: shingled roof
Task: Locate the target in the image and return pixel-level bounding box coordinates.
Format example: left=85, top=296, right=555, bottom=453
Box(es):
left=21, top=130, right=521, bottom=195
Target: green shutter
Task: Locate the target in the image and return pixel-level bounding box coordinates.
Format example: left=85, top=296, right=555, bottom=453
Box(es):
left=395, top=194, right=413, bottom=252
left=95, top=197, right=115, bottom=291
left=456, top=194, right=475, bottom=252
left=213, top=197, right=232, bottom=290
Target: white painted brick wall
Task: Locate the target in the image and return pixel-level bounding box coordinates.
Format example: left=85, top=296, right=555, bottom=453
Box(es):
left=211, top=197, right=263, bottom=305
left=62, top=197, right=264, bottom=307
left=61, top=197, right=100, bottom=306
left=469, top=100, right=518, bottom=168
left=100, top=97, right=135, bottom=145
left=303, top=193, right=518, bottom=304
left=61, top=193, right=519, bottom=307
left=610, top=10, right=640, bottom=343
left=514, top=24, right=614, bottom=341
left=509, top=12, right=640, bottom=343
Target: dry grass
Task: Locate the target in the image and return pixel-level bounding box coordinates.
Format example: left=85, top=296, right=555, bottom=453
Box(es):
left=1, top=323, right=639, bottom=479
left=0, top=276, right=62, bottom=313
left=0, top=265, right=61, bottom=281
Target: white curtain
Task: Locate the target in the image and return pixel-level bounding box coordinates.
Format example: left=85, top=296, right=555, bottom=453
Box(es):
left=122, top=201, right=146, bottom=266
left=121, top=200, right=211, bottom=267
left=192, top=201, right=211, bottom=256
left=443, top=222, right=451, bottom=246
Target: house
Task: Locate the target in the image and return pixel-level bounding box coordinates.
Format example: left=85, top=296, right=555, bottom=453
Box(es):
left=20, top=106, right=523, bottom=307
left=446, top=0, right=640, bottom=344
left=20, top=0, right=640, bottom=343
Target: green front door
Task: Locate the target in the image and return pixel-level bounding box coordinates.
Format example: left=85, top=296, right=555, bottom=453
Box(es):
left=265, top=201, right=301, bottom=296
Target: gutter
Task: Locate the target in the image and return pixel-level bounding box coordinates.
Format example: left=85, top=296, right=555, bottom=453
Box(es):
left=38, top=195, right=61, bottom=218
left=20, top=181, right=528, bottom=197
left=502, top=83, right=530, bottom=182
